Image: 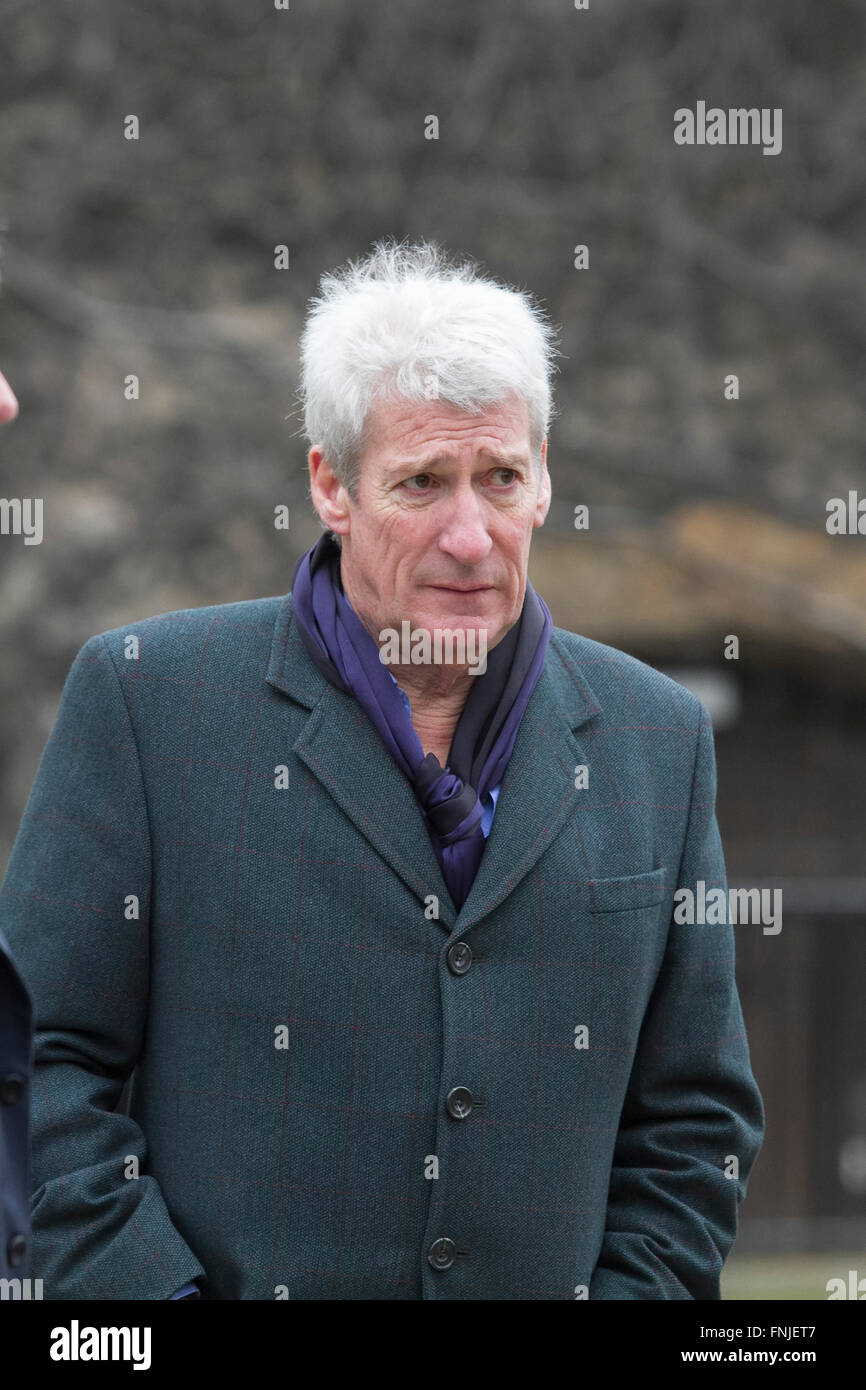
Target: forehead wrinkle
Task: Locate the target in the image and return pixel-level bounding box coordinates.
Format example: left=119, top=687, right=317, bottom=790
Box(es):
left=476, top=447, right=531, bottom=467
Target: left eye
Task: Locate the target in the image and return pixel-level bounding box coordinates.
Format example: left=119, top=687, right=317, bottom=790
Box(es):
left=491, top=468, right=517, bottom=485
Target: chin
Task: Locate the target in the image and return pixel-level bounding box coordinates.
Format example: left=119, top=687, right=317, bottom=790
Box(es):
left=416, top=606, right=500, bottom=633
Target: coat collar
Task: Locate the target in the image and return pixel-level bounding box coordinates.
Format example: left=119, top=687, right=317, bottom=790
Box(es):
left=265, top=590, right=601, bottom=936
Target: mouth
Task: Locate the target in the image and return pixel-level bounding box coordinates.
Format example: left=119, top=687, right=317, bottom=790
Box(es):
left=427, top=584, right=494, bottom=594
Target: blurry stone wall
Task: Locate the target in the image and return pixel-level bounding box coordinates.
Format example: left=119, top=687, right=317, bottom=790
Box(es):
left=0, top=0, right=863, bottom=871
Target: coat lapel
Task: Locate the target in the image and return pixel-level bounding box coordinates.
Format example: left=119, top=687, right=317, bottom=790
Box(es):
left=265, top=593, right=601, bottom=936
left=450, top=634, right=601, bottom=933
left=265, top=593, right=459, bottom=925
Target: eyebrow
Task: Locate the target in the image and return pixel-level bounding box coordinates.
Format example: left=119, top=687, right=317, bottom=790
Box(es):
left=393, top=450, right=530, bottom=473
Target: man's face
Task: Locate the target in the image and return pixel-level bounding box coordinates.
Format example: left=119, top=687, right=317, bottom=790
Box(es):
left=310, top=392, right=550, bottom=653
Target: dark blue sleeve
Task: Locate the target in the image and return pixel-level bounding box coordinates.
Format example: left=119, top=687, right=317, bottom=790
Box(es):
left=0, top=929, right=33, bottom=1282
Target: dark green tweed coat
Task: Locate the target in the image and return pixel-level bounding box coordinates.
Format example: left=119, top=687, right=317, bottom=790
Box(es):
left=0, top=590, right=764, bottom=1299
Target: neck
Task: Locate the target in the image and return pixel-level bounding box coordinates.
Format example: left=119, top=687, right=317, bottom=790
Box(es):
left=391, top=661, right=478, bottom=765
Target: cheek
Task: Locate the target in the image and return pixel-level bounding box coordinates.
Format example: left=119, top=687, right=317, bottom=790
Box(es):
left=354, top=501, right=402, bottom=552
left=386, top=507, right=437, bottom=553
left=494, top=513, right=533, bottom=560
left=357, top=509, right=425, bottom=588
left=380, top=511, right=420, bottom=556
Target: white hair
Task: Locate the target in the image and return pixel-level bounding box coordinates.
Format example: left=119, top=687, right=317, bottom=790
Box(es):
left=298, top=238, right=560, bottom=497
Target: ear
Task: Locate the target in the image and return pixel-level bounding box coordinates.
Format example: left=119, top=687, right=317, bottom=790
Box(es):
left=309, top=447, right=351, bottom=535
left=533, top=437, right=551, bottom=528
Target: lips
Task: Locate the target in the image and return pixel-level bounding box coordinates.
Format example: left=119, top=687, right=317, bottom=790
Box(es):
left=428, top=585, right=493, bottom=593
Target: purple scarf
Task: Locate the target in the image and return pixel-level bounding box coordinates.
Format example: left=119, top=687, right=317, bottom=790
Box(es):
left=291, top=532, right=552, bottom=910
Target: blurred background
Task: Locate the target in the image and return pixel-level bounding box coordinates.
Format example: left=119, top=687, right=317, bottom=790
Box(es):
left=1, top=0, right=864, bottom=1299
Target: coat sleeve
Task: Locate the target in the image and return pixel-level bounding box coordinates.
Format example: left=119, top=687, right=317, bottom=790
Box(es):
left=588, top=703, right=765, bottom=1300
left=0, top=634, right=206, bottom=1299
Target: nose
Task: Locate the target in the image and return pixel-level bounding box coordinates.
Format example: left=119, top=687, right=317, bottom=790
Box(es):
left=437, top=485, right=493, bottom=566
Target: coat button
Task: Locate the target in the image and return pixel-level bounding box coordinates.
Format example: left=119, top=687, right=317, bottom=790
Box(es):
left=445, top=1086, right=474, bottom=1120
left=427, top=1237, right=456, bottom=1270
left=7, top=1233, right=27, bottom=1268
left=0, top=1073, right=24, bottom=1105
left=446, top=942, right=473, bottom=975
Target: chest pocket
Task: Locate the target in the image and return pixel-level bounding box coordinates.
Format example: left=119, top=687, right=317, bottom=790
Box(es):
left=582, top=865, right=670, bottom=1007
left=587, top=865, right=667, bottom=914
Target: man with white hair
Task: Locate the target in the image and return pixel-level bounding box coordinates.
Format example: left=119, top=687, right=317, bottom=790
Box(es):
left=1, top=241, right=764, bottom=1300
